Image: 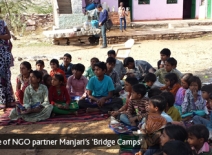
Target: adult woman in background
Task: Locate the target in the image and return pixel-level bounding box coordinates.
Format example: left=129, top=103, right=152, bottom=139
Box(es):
left=0, top=19, right=15, bottom=111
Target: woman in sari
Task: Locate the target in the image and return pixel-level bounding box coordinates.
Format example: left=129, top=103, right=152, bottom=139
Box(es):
left=0, top=19, right=15, bottom=111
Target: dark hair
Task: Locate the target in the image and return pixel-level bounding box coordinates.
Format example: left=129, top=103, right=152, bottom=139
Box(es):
left=96, top=4, right=102, bottom=8
left=181, top=73, right=193, bottom=82
left=132, top=84, right=146, bottom=97
left=107, top=50, right=116, bottom=55
left=50, top=59, right=59, bottom=68
left=160, top=92, right=175, bottom=107
left=166, top=57, right=177, bottom=66
left=91, top=57, right=99, bottom=62
left=149, top=95, right=166, bottom=112
left=210, top=93, right=212, bottom=100
left=43, top=74, right=51, bottom=85
left=36, top=60, right=45, bottom=66
left=106, top=57, right=116, bottom=64
left=163, top=124, right=188, bottom=142
left=74, top=63, right=85, bottom=73
left=144, top=73, right=157, bottom=83
left=188, top=76, right=202, bottom=90
left=187, top=124, right=209, bottom=142
left=64, top=53, right=72, bottom=60
left=54, top=74, right=64, bottom=83
left=31, top=70, right=43, bottom=83
left=72, top=64, right=76, bottom=70
left=160, top=48, right=171, bottom=57
left=21, top=61, right=32, bottom=71
left=125, top=77, right=139, bottom=86
left=123, top=57, right=135, bottom=67
left=148, top=88, right=162, bottom=98
left=165, top=73, right=179, bottom=87
left=163, top=141, right=192, bottom=155
left=94, top=62, right=107, bottom=71
left=201, top=84, right=212, bottom=94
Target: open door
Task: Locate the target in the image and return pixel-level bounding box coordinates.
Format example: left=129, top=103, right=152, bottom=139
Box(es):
left=118, top=0, right=132, bottom=20
left=208, top=0, right=212, bottom=19
left=183, top=0, right=192, bottom=19
left=191, top=0, right=196, bottom=19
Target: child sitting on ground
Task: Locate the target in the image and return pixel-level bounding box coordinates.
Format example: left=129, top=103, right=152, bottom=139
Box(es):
left=107, top=50, right=126, bottom=80
left=123, top=57, right=154, bottom=81
left=120, top=84, right=148, bottom=126
left=78, top=62, right=123, bottom=113
left=160, top=73, right=181, bottom=96
left=157, top=48, right=171, bottom=69
left=109, top=77, right=138, bottom=117
left=161, top=92, right=181, bottom=121
left=143, top=73, right=164, bottom=90
left=15, top=61, right=32, bottom=104
left=181, top=76, right=205, bottom=114
left=49, top=74, right=74, bottom=115
left=59, top=53, right=73, bottom=79
left=35, top=60, right=48, bottom=77
left=106, top=57, right=122, bottom=94
left=193, top=85, right=212, bottom=126
left=84, top=57, right=99, bottom=80
left=43, top=74, right=52, bottom=89
left=66, top=63, right=88, bottom=100
left=155, top=57, right=182, bottom=84
left=50, top=59, right=66, bottom=83
left=187, top=125, right=212, bottom=155
left=175, top=73, right=193, bottom=106
left=139, top=95, right=167, bottom=153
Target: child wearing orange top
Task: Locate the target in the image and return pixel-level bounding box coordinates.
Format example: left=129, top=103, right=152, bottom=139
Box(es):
left=49, top=59, right=67, bottom=83
left=160, top=73, right=181, bottom=97
left=109, top=77, right=138, bottom=117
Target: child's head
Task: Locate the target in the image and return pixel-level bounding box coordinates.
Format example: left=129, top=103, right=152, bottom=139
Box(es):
left=106, top=57, right=116, bottom=72
left=124, top=77, right=139, bottom=92
left=162, top=141, right=192, bottom=155
left=181, top=73, right=193, bottom=89
left=43, top=74, right=52, bottom=88
left=36, top=60, right=45, bottom=71
left=148, top=88, right=162, bottom=98
left=130, top=84, right=146, bottom=100
left=94, top=62, right=107, bottom=77
left=90, top=57, right=99, bottom=69
left=164, top=73, right=178, bottom=88
left=148, top=95, right=166, bottom=114
left=30, top=70, right=43, bottom=84
left=51, top=74, right=64, bottom=87
left=160, top=92, right=175, bottom=108
left=160, top=48, right=171, bottom=61
left=107, top=50, right=116, bottom=58
left=188, top=76, right=202, bottom=91
left=187, top=125, right=209, bottom=149
left=50, top=59, right=59, bottom=70
left=144, top=73, right=157, bottom=87
left=165, top=57, right=176, bottom=72
left=73, top=63, right=85, bottom=79
left=63, top=53, right=72, bottom=66
left=123, top=57, right=135, bottom=69
left=160, top=124, right=188, bottom=146
left=201, top=84, right=212, bottom=100
left=20, top=61, right=32, bottom=75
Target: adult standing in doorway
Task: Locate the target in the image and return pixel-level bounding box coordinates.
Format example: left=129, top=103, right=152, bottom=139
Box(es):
left=118, top=2, right=127, bottom=32
left=0, top=19, right=15, bottom=111
left=97, top=4, right=108, bottom=48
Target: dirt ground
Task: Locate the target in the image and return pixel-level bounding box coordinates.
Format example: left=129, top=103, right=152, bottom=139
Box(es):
left=0, top=35, right=212, bottom=155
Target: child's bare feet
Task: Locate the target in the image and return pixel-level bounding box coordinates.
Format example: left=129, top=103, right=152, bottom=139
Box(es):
left=86, top=108, right=100, bottom=113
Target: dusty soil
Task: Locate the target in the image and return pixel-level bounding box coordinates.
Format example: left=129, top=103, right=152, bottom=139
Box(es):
left=0, top=34, right=212, bottom=155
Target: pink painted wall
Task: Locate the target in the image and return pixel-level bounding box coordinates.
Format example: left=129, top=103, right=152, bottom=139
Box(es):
left=133, top=0, right=184, bottom=20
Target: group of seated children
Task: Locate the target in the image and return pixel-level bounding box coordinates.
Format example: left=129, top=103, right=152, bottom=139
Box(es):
left=7, top=47, right=212, bottom=154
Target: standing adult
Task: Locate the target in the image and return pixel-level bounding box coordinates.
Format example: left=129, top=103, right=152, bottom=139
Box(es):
left=0, top=19, right=15, bottom=111
left=118, top=2, right=127, bottom=32
left=97, top=4, right=108, bottom=48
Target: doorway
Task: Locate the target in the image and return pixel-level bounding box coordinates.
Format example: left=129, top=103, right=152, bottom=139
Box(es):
left=118, top=0, right=132, bottom=19
left=183, top=0, right=196, bottom=19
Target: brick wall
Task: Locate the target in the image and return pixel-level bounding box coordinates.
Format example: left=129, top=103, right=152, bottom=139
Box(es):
left=109, top=12, right=131, bottom=25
